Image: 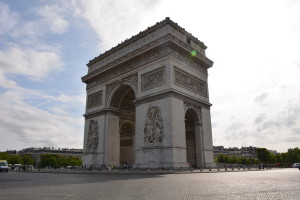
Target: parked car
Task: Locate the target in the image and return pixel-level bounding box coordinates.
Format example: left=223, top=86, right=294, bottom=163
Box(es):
left=0, top=160, right=9, bottom=172
left=292, top=163, right=299, bottom=168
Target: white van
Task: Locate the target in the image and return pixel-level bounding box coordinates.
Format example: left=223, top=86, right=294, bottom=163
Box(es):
left=0, top=160, right=9, bottom=172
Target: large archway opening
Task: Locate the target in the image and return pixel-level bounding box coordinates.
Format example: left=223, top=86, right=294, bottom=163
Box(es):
left=119, top=122, right=134, bottom=166
left=110, top=85, right=135, bottom=167
left=185, top=108, right=198, bottom=168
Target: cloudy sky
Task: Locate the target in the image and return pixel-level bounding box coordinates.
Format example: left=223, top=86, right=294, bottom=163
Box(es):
left=0, top=0, right=299, bottom=152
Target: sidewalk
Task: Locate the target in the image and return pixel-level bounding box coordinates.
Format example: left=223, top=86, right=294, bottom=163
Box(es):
left=22, top=166, right=277, bottom=175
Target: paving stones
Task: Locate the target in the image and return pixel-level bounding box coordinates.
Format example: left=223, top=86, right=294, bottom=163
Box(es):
left=0, top=168, right=299, bottom=200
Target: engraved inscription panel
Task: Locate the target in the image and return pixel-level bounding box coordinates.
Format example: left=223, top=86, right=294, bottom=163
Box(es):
left=174, top=68, right=207, bottom=97
left=141, top=67, right=166, bottom=91
left=87, top=91, right=102, bottom=108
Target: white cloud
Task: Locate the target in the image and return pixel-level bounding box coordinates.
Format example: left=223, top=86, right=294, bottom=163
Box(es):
left=1, top=0, right=299, bottom=153
left=0, top=2, right=18, bottom=36
left=0, top=1, right=84, bottom=151
left=0, top=46, right=63, bottom=82
left=0, top=90, right=83, bottom=150
left=33, top=4, right=69, bottom=34
left=3, top=2, right=69, bottom=40
left=72, top=0, right=161, bottom=50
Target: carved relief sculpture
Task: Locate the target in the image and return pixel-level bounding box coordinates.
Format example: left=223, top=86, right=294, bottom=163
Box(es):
left=144, top=105, right=164, bottom=143
left=87, top=92, right=102, bottom=108
left=142, top=67, right=166, bottom=91
left=174, top=68, right=207, bottom=97
left=86, top=120, right=99, bottom=150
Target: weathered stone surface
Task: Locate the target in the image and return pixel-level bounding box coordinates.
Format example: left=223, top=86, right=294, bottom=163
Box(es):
left=82, top=18, right=215, bottom=168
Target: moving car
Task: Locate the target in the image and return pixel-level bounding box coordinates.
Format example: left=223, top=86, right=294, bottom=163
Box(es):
left=0, top=160, right=9, bottom=172
left=292, top=163, right=299, bottom=168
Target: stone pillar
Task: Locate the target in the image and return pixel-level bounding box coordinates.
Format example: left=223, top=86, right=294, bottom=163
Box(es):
left=201, top=107, right=215, bottom=167
left=104, top=112, right=120, bottom=166
left=82, top=115, right=106, bottom=167
left=195, top=123, right=204, bottom=168
left=135, top=97, right=188, bottom=168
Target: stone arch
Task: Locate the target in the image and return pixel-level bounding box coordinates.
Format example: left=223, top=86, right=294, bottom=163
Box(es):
left=106, top=83, right=136, bottom=167
left=106, top=80, right=137, bottom=108
left=184, top=105, right=201, bottom=124
left=184, top=106, right=202, bottom=168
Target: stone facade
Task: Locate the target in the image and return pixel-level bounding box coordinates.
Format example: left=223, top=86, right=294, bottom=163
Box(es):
left=82, top=17, right=215, bottom=168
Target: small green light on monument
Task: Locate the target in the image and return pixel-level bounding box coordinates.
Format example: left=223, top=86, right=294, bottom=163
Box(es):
left=191, top=50, right=197, bottom=56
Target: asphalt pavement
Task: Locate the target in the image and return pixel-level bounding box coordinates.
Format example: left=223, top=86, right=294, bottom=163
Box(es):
left=0, top=168, right=299, bottom=199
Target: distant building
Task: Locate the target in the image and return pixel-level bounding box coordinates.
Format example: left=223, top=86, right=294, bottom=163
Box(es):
left=7, top=147, right=83, bottom=164
left=213, top=146, right=278, bottom=159
left=5, top=150, right=17, bottom=154
left=213, top=146, right=257, bottom=158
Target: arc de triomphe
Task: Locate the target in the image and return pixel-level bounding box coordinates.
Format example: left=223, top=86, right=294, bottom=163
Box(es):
left=82, top=17, right=215, bottom=168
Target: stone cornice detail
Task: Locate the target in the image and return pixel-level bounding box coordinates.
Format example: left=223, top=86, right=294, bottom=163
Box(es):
left=87, top=17, right=207, bottom=68
left=84, top=108, right=135, bottom=119
left=83, top=40, right=212, bottom=90
left=135, top=89, right=212, bottom=108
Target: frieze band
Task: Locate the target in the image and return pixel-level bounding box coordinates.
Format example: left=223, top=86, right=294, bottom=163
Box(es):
left=141, top=67, right=166, bottom=91
left=87, top=91, right=102, bottom=108
left=174, top=68, right=207, bottom=97
left=84, top=39, right=211, bottom=90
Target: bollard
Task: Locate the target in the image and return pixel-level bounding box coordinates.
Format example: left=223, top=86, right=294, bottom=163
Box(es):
left=232, top=167, right=234, bottom=171
left=225, top=166, right=227, bottom=171
left=209, top=166, right=212, bottom=171
left=238, top=166, right=240, bottom=170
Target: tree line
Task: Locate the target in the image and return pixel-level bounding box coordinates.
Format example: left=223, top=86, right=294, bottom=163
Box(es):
left=0, top=152, right=82, bottom=168
left=216, top=147, right=300, bottom=166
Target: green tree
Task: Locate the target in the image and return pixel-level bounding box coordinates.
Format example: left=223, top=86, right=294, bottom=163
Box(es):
left=44, top=157, right=58, bottom=168
left=21, top=154, right=34, bottom=165
left=0, top=152, right=9, bottom=160
left=229, top=156, right=237, bottom=164
left=39, top=154, right=82, bottom=168
left=57, top=156, right=68, bottom=167
left=286, top=148, right=300, bottom=164
left=238, top=157, right=248, bottom=165
left=216, top=154, right=226, bottom=163
left=275, top=154, right=283, bottom=164
left=256, top=148, right=272, bottom=163
left=39, top=154, right=60, bottom=168
left=66, top=156, right=82, bottom=166
left=7, top=155, right=22, bottom=165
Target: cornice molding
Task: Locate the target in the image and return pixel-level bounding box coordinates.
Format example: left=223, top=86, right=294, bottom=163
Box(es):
left=87, top=17, right=207, bottom=67
left=82, top=40, right=213, bottom=91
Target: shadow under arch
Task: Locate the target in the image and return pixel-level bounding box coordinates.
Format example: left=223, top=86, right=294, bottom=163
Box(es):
left=106, top=81, right=137, bottom=110
left=184, top=106, right=203, bottom=168
left=106, top=83, right=136, bottom=166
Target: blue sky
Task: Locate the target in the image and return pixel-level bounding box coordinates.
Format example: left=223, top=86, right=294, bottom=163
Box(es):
left=0, top=0, right=300, bottom=152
